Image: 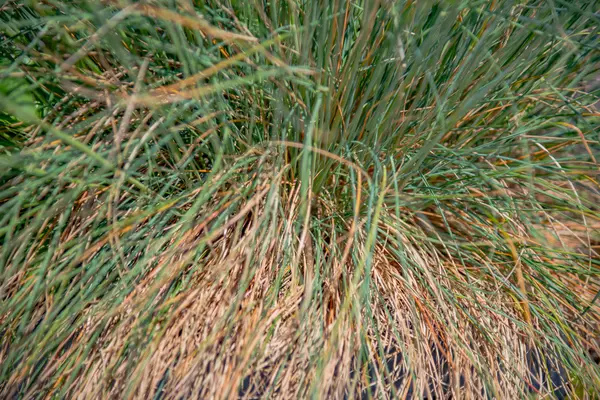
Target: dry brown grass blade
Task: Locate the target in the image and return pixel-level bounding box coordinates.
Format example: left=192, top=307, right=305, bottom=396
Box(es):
left=134, top=5, right=258, bottom=43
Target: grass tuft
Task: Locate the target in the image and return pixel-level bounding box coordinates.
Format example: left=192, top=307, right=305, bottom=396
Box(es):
left=1, top=0, right=599, bottom=398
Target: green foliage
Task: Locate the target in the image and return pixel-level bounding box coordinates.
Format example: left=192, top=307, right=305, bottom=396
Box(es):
left=0, top=0, right=599, bottom=398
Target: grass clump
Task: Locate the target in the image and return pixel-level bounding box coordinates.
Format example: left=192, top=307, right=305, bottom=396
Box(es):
left=1, top=0, right=599, bottom=398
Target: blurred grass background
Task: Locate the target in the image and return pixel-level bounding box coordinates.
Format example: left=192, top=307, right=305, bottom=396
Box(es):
left=0, top=0, right=599, bottom=398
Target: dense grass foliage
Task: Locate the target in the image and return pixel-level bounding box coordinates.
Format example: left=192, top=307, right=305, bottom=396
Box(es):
left=1, top=0, right=599, bottom=398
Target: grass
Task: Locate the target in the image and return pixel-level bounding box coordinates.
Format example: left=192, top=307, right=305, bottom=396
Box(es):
left=0, top=0, right=599, bottom=398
